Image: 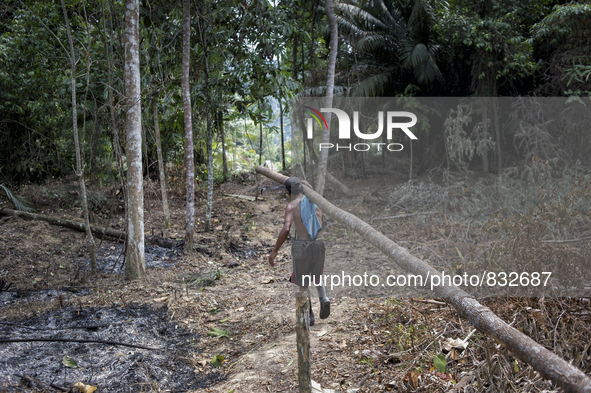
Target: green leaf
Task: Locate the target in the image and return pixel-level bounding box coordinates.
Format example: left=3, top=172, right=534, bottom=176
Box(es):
left=209, top=307, right=222, bottom=314
left=514, top=359, right=519, bottom=372
left=433, top=354, right=446, bottom=373
left=0, top=184, right=36, bottom=212
left=207, top=327, right=231, bottom=338
left=62, top=356, right=78, bottom=368
left=210, top=354, right=225, bottom=367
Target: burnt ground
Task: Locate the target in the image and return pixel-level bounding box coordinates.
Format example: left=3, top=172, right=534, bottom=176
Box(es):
left=0, top=167, right=590, bottom=392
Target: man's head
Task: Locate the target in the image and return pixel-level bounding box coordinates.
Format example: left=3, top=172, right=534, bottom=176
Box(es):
left=285, top=177, right=303, bottom=197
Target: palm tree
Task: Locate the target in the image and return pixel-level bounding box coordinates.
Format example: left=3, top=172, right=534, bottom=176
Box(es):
left=336, top=0, right=445, bottom=96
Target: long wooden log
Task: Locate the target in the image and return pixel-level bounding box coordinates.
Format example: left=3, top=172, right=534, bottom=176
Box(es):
left=255, top=165, right=591, bottom=393
left=0, top=208, right=178, bottom=249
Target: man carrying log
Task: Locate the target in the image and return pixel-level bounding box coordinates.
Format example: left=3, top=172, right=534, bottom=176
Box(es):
left=268, top=177, right=330, bottom=326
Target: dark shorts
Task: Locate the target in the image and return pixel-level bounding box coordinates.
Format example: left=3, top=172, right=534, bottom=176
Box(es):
left=290, top=239, right=325, bottom=287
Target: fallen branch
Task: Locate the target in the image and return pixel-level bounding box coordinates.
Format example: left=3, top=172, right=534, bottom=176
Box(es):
left=0, top=337, right=160, bottom=350
left=224, top=194, right=258, bottom=201
left=16, top=374, right=69, bottom=392
left=447, top=374, right=473, bottom=393
left=255, top=165, right=591, bottom=393
left=325, top=171, right=354, bottom=197
left=0, top=208, right=179, bottom=248
left=542, top=237, right=591, bottom=244
left=411, top=299, right=447, bottom=306
left=370, top=211, right=436, bottom=221
left=0, top=321, right=101, bottom=331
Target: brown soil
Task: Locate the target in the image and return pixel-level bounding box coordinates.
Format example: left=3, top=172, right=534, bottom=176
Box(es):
left=0, top=172, right=589, bottom=392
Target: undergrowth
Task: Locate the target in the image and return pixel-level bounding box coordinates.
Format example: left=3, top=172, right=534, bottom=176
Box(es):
left=390, top=158, right=591, bottom=224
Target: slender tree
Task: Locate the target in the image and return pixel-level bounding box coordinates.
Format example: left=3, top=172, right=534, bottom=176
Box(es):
left=197, top=7, right=214, bottom=232
left=219, top=112, right=228, bottom=181
left=183, top=0, right=195, bottom=247
left=61, top=0, right=97, bottom=275
left=153, top=99, right=171, bottom=229
left=124, top=0, right=145, bottom=279
left=315, top=0, right=338, bottom=196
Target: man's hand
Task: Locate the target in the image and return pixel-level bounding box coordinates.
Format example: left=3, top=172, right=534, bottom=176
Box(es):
left=269, top=250, right=277, bottom=267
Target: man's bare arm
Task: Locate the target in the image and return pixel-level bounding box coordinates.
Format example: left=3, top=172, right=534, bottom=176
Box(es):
left=269, top=202, right=292, bottom=267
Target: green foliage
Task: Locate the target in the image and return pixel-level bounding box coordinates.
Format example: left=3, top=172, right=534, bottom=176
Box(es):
left=210, top=354, right=225, bottom=367
left=435, top=0, right=546, bottom=95
left=530, top=3, right=591, bottom=96
left=444, top=104, right=494, bottom=172
left=62, top=355, right=78, bottom=368
left=0, top=184, right=36, bottom=212
left=433, top=354, right=446, bottom=373
left=208, top=328, right=231, bottom=338
left=337, top=0, right=444, bottom=96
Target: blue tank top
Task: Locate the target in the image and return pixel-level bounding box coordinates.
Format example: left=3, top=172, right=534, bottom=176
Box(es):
left=300, top=196, right=322, bottom=240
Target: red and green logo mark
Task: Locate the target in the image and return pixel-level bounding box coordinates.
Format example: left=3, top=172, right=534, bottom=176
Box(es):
left=303, top=106, right=328, bottom=131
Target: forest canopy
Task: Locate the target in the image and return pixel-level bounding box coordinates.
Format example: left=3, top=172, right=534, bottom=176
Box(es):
left=1, top=0, right=590, bottom=184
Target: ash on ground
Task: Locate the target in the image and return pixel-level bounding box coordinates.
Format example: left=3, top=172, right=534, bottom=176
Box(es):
left=81, top=242, right=183, bottom=274
left=0, top=286, right=88, bottom=308
left=0, top=304, right=224, bottom=392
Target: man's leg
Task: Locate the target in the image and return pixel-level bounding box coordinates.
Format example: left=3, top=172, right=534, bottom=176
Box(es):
left=316, top=284, right=330, bottom=319
left=299, top=286, right=315, bottom=326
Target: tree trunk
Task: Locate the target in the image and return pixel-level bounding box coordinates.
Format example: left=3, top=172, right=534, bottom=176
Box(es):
left=101, top=0, right=127, bottom=225
left=124, top=0, right=145, bottom=279
left=255, top=166, right=591, bottom=393
left=198, top=7, right=214, bottom=232
left=482, top=102, right=489, bottom=174
left=219, top=112, right=228, bottom=181
left=280, top=99, right=285, bottom=172
left=153, top=99, right=170, bottom=229
left=315, top=0, right=338, bottom=197
left=304, top=136, right=354, bottom=197
left=492, top=97, right=502, bottom=174
left=259, top=116, right=263, bottom=166
left=182, top=0, right=195, bottom=248
left=292, top=34, right=298, bottom=81
left=409, top=140, right=413, bottom=181
left=62, top=0, right=96, bottom=275
left=308, top=0, right=319, bottom=80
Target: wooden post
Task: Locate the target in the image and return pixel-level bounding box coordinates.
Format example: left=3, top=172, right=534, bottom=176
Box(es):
left=295, top=290, right=311, bottom=393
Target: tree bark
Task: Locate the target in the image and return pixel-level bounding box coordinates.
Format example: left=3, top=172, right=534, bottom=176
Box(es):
left=279, top=99, right=285, bottom=171
left=124, top=0, right=145, bottom=280
left=219, top=112, right=228, bottom=181
left=295, top=291, right=311, bottom=393
left=198, top=7, right=214, bottom=232
left=62, top=0, right=97, bottom=275
left=255, top=165, right=591, bottom=393
left=259, top=115, right=263, bottom=166
left=492, top=96, right=502, bottom=174
left=101, top=0, right=127, bottom=234
left=182, top=0, right=195, bottom=248
left=315, top=0, right=338, bottom=197
left=482, top=102, right=489, bottom=174
left=153, top=99, right=171, bottom=229
left=304, top=138, right=354, bottom=197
